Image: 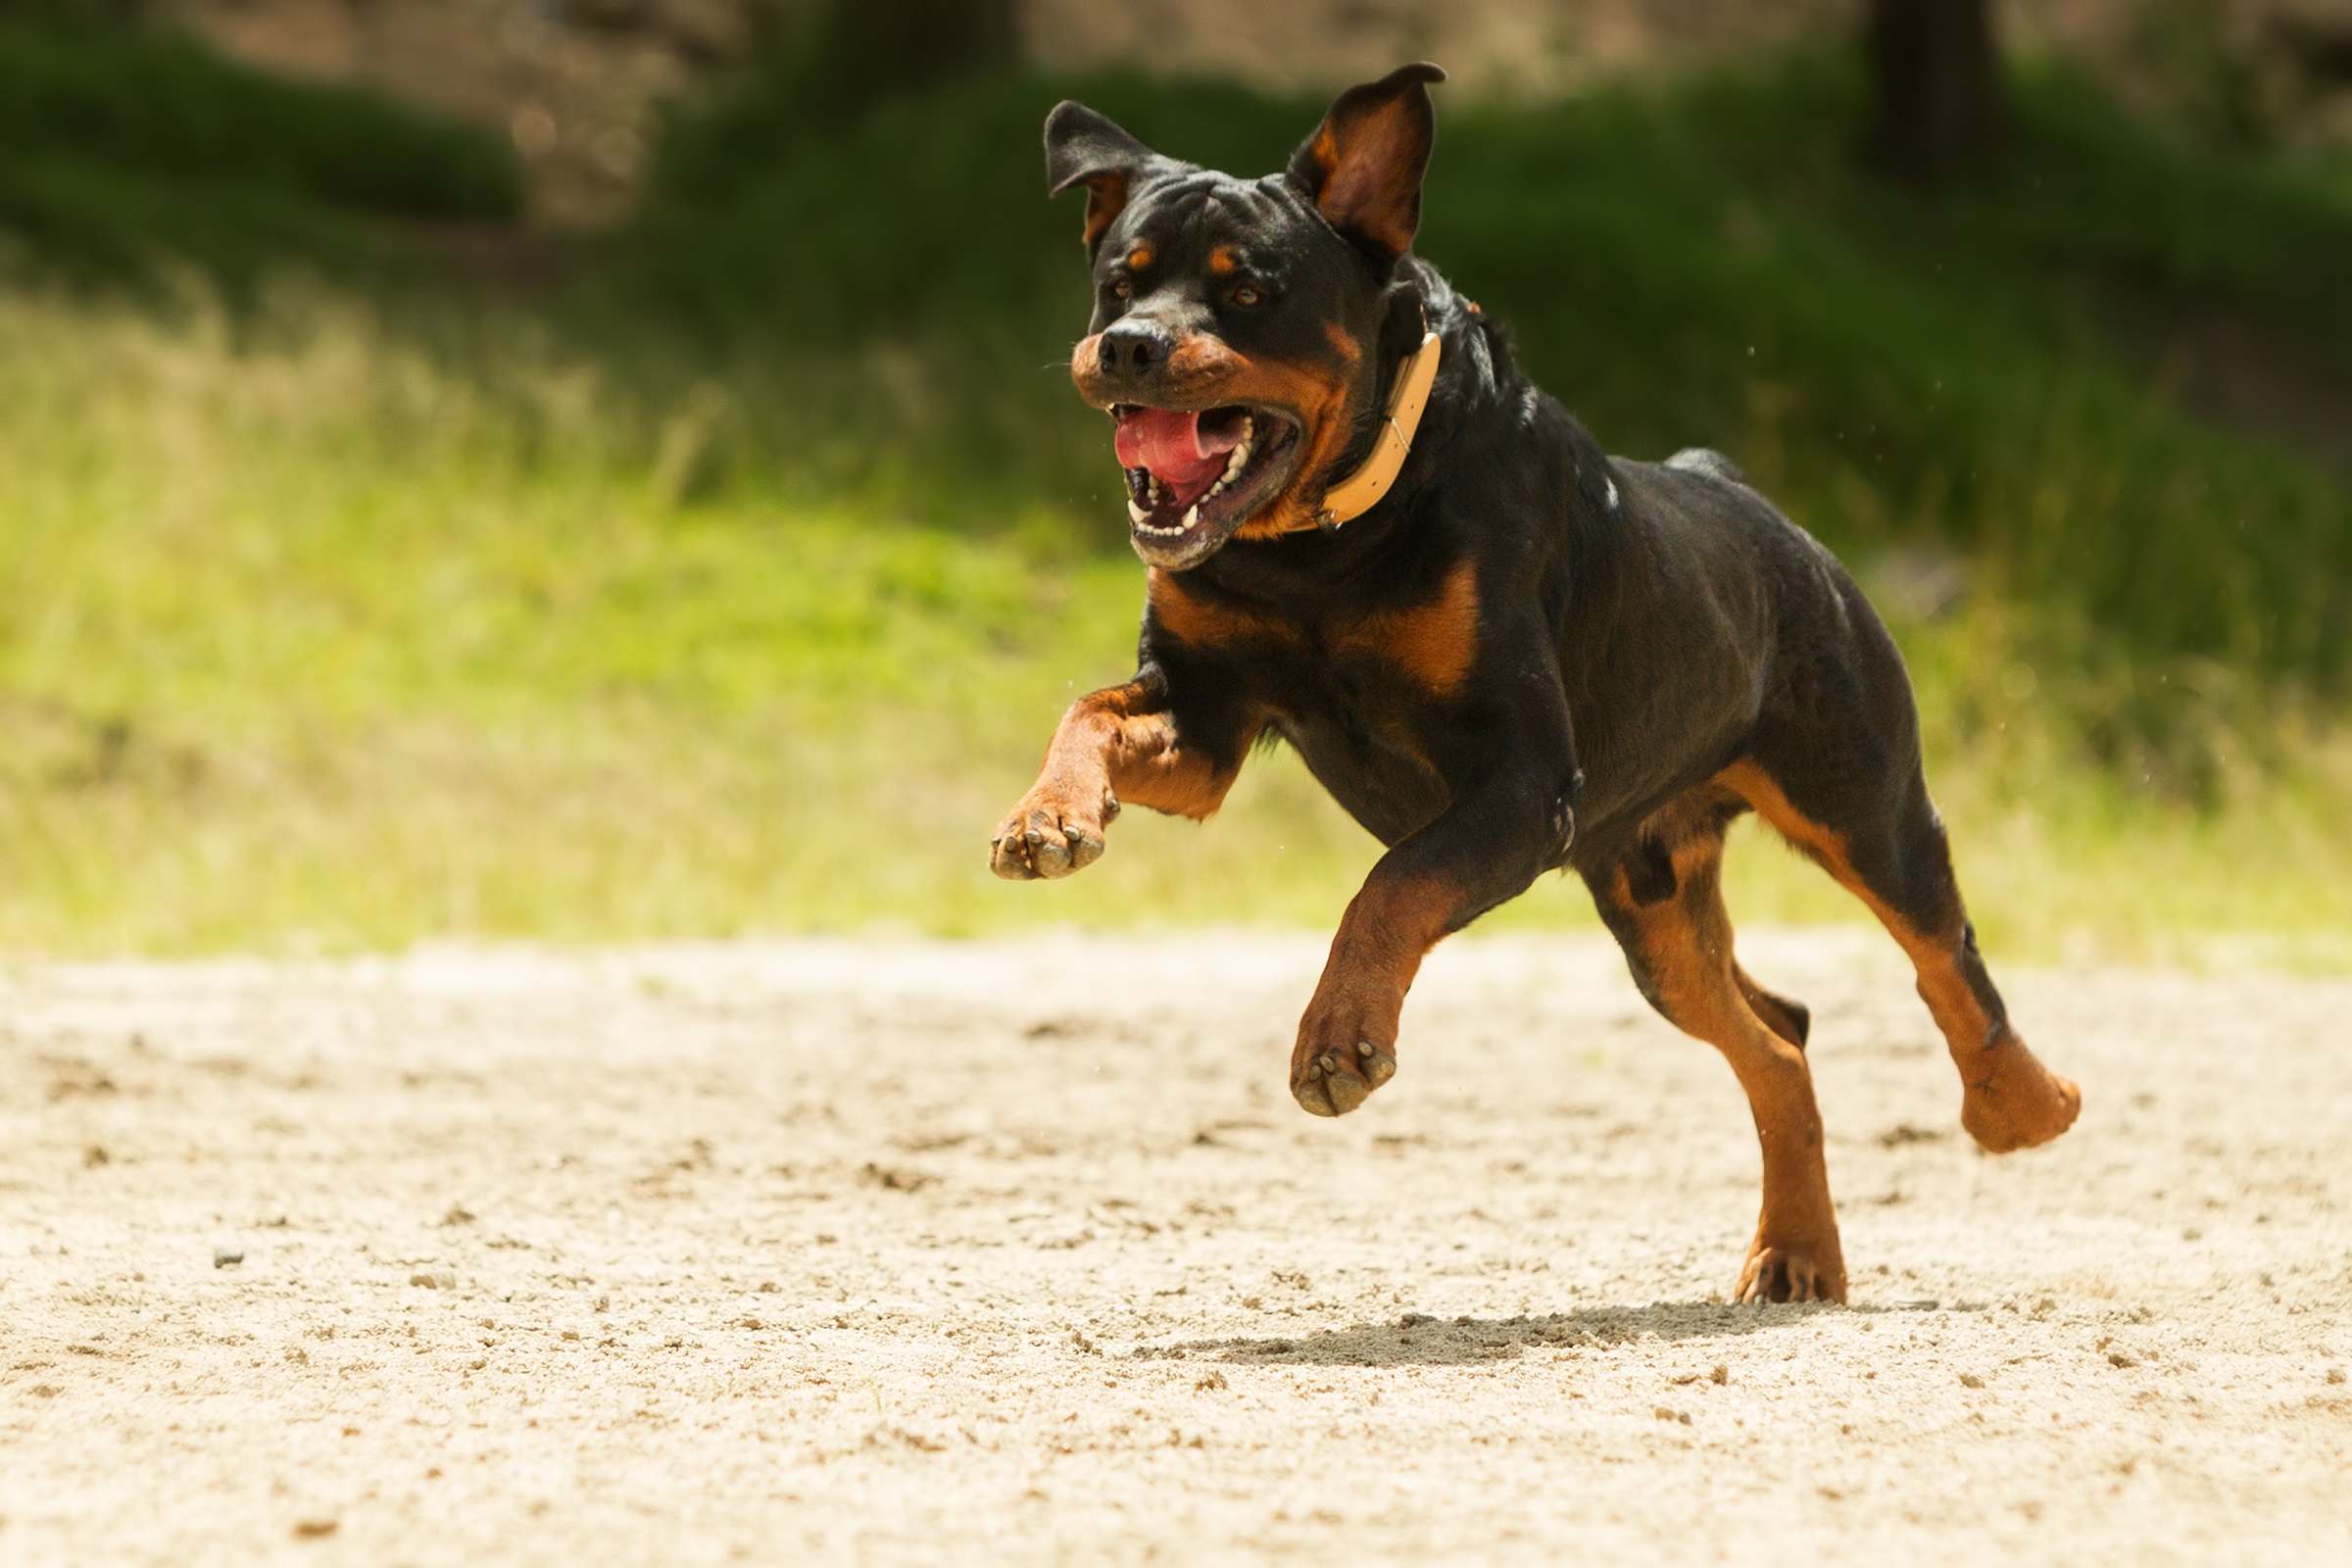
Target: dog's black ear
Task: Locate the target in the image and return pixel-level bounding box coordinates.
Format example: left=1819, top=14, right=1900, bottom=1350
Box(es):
left=1287, top=63, right=1446, bottom=265
left=1045, top=101, right=1156, bottom=250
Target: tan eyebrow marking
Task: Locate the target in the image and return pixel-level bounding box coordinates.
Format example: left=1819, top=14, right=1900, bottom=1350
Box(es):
left=1126, top=244, right=1153, bottom=270
left=1208, top=245, right=1238, bottom=274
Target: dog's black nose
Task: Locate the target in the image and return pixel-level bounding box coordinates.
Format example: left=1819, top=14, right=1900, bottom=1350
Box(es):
left=1098, top=319, right=1172, bottom=377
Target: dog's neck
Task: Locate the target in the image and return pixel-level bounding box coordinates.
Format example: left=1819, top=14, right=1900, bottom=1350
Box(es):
left=1313, top=330, right=1443, bottom=531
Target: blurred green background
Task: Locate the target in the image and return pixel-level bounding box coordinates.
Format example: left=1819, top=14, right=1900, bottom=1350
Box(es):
left=3, top=0, right=2350, bottom=961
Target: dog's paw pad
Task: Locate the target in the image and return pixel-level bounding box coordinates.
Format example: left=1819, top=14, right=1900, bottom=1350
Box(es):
left=1289, top=1039, right=1394, bottom=1118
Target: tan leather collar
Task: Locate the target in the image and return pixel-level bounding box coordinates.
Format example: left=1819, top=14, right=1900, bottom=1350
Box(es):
left=1314, top=330, right=1443, bottom=529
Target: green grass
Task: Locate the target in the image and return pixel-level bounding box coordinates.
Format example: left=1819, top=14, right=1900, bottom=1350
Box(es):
left=1, top=287, right=2346, bottom=962
left=0, top=290, right=1371, bottom=950
left=0, top=15, right=520, bottom=289
left=1, top=33, right=2350, bottom=960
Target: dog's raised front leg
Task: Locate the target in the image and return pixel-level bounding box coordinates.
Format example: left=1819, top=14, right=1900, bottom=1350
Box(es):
left=1291, top=674, right=1580, bottom=1115
left=989, top=667, right=1253, bottom=880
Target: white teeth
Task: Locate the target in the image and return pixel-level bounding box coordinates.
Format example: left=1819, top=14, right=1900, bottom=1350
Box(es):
left=1220, top=417, right=1254, bottom=484
left=1200, top=453, right=1246, bottom=503
left=1129, top=501, right=1212, bottom=540
left=1128, top=417, right=1255, bottom=540
left=1199, top=418, right=1256, bottom=504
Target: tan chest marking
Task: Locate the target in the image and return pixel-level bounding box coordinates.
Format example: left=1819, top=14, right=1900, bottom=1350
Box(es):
left=1150, top=561, right=1481, bottom=701
left=1331, top=560, right=1481, bottom=698
left=1147, top=570, right=1298, bottom=651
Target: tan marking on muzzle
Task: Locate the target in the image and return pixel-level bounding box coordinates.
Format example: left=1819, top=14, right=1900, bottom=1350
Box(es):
left=1070, top=327, right=1370, bottom=541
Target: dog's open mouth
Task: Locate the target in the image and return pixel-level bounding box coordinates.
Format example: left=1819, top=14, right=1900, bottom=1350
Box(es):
left=1111, top=404, right=1302, bottom=564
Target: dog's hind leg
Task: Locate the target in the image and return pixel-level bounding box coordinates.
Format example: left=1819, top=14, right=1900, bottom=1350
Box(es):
left=1588, top=815, right=1846, bottom=1305
left=1721, top=758, right=2081, bottom=1154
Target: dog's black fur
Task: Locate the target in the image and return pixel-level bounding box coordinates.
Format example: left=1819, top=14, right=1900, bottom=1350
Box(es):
left=992, top=65, right=2081, bottom=1303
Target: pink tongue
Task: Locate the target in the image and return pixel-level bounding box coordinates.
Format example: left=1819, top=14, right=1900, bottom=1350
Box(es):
left=1114, top=409, right=1243, bottom=507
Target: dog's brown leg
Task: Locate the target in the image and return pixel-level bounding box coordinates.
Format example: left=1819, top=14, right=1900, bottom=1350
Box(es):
left=1589, top=823, right=1847, bottom=1305
left=1906, top=923, right=2080, bottom=1152
left=1719, top=760, right=2080, bottom=1153
left=989, top=677, right=1251, bottom=880
left=1285, top=686, right=1582, bottom=1118
left=1288, top=869, right=1459, bottom=1115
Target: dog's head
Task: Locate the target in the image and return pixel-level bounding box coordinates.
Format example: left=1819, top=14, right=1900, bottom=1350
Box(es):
left=1046, top=64, right=1445, bottom=569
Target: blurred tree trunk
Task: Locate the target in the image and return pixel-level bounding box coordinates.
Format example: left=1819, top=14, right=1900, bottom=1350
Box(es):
left=806, top=0, right=1019, bottom=102
left=1866, top=0, right=2006, bottom=180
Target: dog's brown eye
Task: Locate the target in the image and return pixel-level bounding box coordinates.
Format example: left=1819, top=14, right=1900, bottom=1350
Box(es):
left=1110, top=278, right=1133, bottom=300
left=1233, top=284, right=1263, bottom=307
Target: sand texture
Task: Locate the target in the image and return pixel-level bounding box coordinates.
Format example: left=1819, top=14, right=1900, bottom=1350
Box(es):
left=4, top=932, right=2349, bottom=1564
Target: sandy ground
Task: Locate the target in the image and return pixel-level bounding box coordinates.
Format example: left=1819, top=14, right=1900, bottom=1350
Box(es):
left=4, top=930, right=2349, bottom=1565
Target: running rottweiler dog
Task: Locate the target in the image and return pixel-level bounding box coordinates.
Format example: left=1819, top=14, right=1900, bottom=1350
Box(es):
left=990, top=64, right=2082, bottom=1304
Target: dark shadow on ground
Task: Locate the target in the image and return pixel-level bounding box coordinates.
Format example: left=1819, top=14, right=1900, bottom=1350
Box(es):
left=1130, top=1299, right=1885, bottom=1368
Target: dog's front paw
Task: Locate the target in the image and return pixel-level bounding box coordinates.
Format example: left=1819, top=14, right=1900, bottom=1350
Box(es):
left=989, top=783, right=1118, bottom=881
left=1289, top=991, right=1401, bottom=1117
